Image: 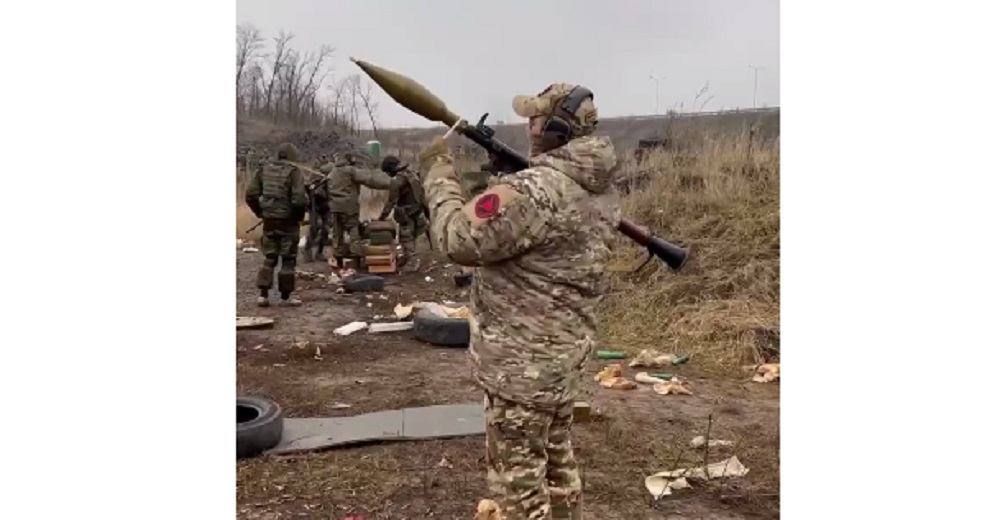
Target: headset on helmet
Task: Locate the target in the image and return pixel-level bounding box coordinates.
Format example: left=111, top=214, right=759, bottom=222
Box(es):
left=540, top=86, right=595, bottom=147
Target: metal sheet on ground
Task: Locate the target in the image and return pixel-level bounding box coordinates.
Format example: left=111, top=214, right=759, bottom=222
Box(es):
left=267, top=403, right=484, bottom=455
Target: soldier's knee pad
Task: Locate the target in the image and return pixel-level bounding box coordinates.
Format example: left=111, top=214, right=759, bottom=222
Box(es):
left=280, top=255, right=297, bottom=270
left=256, top=264, right=275, bottom=289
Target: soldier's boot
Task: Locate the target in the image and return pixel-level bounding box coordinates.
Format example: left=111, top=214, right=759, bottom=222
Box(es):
left=276, top=256, right=301, bottom=306
left=255, top=256, right=277, bottom=306
left=314, top=246, right=327, bottom=263
left=334, top=256, right=345, bottom=269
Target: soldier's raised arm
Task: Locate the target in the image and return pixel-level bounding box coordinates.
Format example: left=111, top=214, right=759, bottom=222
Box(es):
left=418, top=137, right=551, bottom=266
left=379, top=176, right=404, bottom=220
left=349, top=164, right=393, bottom=191
left=244, top=163, right=264, bottom=218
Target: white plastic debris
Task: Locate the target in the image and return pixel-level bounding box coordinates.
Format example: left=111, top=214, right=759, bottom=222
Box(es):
left=635, top=372, right=668, bottom=385
left=369, top=322, right=415, bottom=333
left=690, top=436, right=735, bottom=449
left=334, top=321, right=368, bottom=336
left=424, top=276, right=433, bottom=282
left=241, top=247, right=259, bottom=253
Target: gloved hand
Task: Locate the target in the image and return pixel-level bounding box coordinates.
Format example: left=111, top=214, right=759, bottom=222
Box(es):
left=418, top=136, right=451, bottom=171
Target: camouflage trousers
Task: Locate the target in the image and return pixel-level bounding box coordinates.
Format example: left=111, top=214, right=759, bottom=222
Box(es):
left=330, top=212, right=361, bottom=258
left=395, top=206, right=429, bottom=260
left=304, top=209, right=332, bottom=255
left=484, top=393, right=582, bottom=520
left=256, top=219, right=300, bottom=296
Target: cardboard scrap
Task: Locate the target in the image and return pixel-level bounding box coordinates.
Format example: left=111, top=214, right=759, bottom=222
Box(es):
left=652, top=378, right=693, bottom=395
left=629, top=349, right=677, bottom=368
left=645, top=456, right=749, bottom=498
left=334, top=321, right=368, bottom=336
left=752, top=363, right=780, bottom=383
left=594, top=364, right=637, bottom=390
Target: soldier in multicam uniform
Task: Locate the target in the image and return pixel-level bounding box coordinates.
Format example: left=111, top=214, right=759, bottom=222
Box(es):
left=418, top=84, right=620, bottom=519
left=377, top=155, right=429, bottom=270
left=321, top=150, right=393, bottom=269
left=244, top=142, right=309, bottom=307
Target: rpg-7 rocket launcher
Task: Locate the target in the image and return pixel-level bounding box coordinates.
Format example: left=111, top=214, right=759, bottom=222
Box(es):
left=350, top=57, right=689, bottom=271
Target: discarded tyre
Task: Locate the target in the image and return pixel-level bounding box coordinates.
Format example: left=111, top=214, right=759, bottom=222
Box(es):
left=343, top=274, right=385, bottom=293
left=237, top=395, right=284, bottom=459
left=413, top=308, right=470, bottom=348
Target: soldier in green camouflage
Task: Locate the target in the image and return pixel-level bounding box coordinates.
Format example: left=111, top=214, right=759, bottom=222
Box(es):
left=419, top=84, right=618, bottom=519
left=377, top=155, right=429, bottom=270
left=321, top=150, right=393, bottom=269
left=244, top=142, right=308, bottom=307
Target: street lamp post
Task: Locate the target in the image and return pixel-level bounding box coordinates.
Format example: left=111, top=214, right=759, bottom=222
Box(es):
left=648, top=75, right=666, bottom=114
left=749, top=65, right=765, bottom=109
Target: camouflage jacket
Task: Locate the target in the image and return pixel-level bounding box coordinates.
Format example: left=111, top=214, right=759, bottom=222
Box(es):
left=379, top=169, right=425, bottom=219
left=323, top=162, right=393, bottom=214
left=421, top=136, right=621, bottom=408
left=245, top=161, right=307, bottom=220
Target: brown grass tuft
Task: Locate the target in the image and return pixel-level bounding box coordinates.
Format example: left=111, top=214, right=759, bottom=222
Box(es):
left=602, top=132, right=779, bottom=371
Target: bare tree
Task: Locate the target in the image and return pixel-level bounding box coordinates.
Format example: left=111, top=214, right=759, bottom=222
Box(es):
left=264, top=31, right=294, bottom=118
left=357, top=80, right=380, bottom=139
left=236, top=24, right=263, bottom=87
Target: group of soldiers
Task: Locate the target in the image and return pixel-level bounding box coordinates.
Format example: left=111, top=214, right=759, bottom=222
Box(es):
left=243, top=143, right=432, bottom=307
left=245, top=80, right=617, bottom=519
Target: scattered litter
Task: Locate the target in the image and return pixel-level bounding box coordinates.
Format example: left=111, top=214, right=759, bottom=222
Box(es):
left=629, top=349, right=677, bottom=368
left=272, top=363, right=287, bottom=367
left=672, top=354, right=691, bottom=366
left=752, top=363, right=780, bottom=383
left=366, top=302, right=373, bottom=308
left=236, top=239, right=244, bottom=248
left=596, top=350, right=627, bottom=360
left=653, top=378, right=693, bottom=395
left=394, top=303, right=414, bottom=319
left=411, top=301, right=472, bottom=320
left=475, top=499, right=501, bottom=520
left=327, top=273, right=341, bottom=285
left=437, top=457, right=453, bottom=469
left=241, top=247, right=259, bottom=253
left=252, top=344, right=265, bottom=351
left=594, top=364, right=637, bottom=390
left=334, top=321, right=369, bottom=336
left=635, top=372, right=668, bottom=385
left=292, top=338, right=310, bottom=349
left=295, top=270, right=325, bottom=281
left=237, top=316, right=274, bottom=330
left=369, top=322, right=415, bottom=333
left=314, top=346, right=323, bottom=360
left=690, top=435, right=734, bottom=449
left=424, top=276, right=433, bottom=282
left=378, top=294, right=388, bottom=300
left=442, top=300, right=458, bottom=306
left=644, top=456, right=749, bottom=498
left=329, top=403, right=352, bottom=410
left=651, top=372, right=674, bottom=380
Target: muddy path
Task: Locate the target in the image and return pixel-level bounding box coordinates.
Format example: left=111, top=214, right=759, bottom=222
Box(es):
left=236, top=250, right=780, bottom=519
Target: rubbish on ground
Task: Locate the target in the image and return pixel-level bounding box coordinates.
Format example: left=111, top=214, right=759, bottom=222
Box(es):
left=437, top=456, right=453, bottom=469
left=690, top=435, right=734, bottom=448
left=292, top=338, right=310, bottom=349
left=595, top=350, right=627, bottom=360
left=752, top=363, right=780, bottom=383
left=644, top=456, right=749, bottom=498
left=295, top=270, right=325, bottom=281
left=652, top=378, right=693, bottom=395
left=326, top=273, right=341, bottom=285
left=424, top=276, right=433, bottom=282
left=236, top=239, right=244, bottom=249
left=366, top=302, right=372, bottom=308
left=671, top=354, right=691, bottom=366
left=629, top=349, right=677, bottom=368
left=369, top=321, right=415, bottom=333
left=237, top=316, right=275, bottom=330
left=594, top=364, right=638, bottom=390
left=651, top=372, right=675, bottom=380
left=241, top=247, right=259, bottom=253
left=635, top=372, right=669, bottom=385
left=334, top=321, right=369, bottom=336
left=272, top=363, right=287, bottom=367
left=475, top=499, right=502, bottom=520
left=394, top=303, right=414, bottom=319
left=313, top=346, right=323, bottom=360
left=252, top=344, right=266, bottom=351
left=329, top=403, right=352, bottom=410
left=411, top=301, right=472, bottom=320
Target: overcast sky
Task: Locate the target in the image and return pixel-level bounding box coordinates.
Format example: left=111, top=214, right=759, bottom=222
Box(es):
left=237, top=0, right=779, bottom=129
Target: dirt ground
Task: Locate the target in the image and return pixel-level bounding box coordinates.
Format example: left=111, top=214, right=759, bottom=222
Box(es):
left=236, top=247, right=780, bottom=520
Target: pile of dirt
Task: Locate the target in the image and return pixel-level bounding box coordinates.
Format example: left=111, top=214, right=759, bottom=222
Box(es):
left=236, top=119, right=368, bottom=166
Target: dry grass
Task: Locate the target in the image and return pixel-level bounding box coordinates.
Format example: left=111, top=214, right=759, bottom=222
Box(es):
left=601, top=132, right=779, bottom=371
left=234, top=131, right=779, bottom=372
